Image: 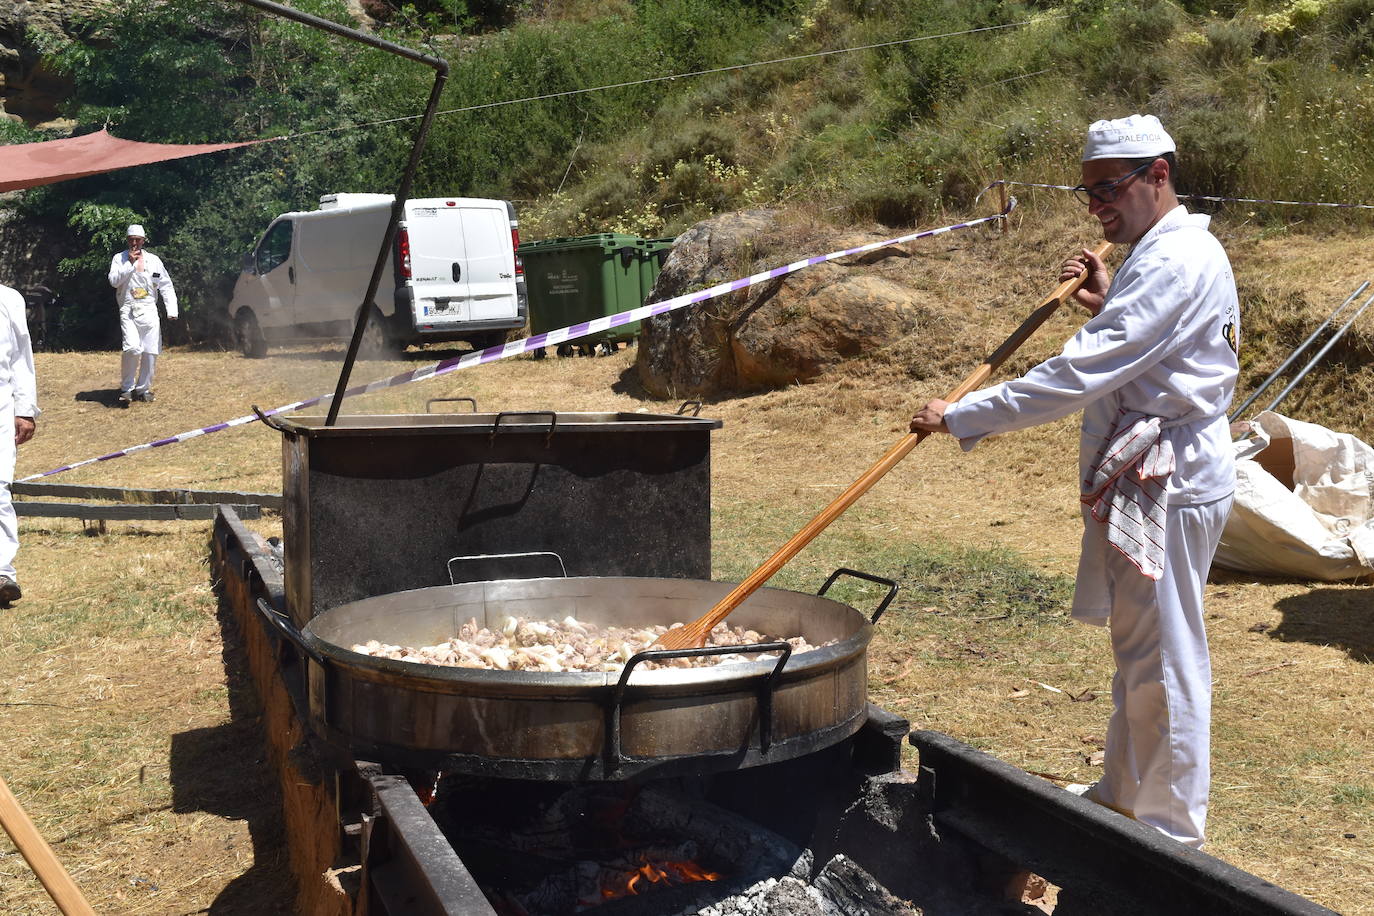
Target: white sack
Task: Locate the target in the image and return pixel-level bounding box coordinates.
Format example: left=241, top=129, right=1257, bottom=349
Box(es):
left=1213, top=411, right=1374, bottom=580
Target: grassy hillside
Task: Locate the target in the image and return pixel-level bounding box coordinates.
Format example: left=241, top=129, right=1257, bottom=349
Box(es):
left=9, top=0, right=1374, bottom=349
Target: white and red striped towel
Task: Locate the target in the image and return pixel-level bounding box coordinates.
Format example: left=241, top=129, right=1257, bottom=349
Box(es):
left=1081, top=411, right=1174, bottom=580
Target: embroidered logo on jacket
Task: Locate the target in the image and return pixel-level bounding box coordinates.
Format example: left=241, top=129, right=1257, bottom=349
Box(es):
left=1222, top=319, right=1239, bottom=354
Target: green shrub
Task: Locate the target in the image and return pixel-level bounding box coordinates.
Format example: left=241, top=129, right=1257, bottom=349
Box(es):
left=1074, top=1, right=1184, bottom=103
left=1198, top=18, right=1262, bottom=70
left=1323, top=0, right=1374, bottom=68
left=1167, top=101, right=1255, bottom=198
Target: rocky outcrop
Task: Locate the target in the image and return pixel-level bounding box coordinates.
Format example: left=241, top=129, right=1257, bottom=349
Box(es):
left=0, top=0, right=100, bottom=128
left=636, top=210, right=933, bottom=399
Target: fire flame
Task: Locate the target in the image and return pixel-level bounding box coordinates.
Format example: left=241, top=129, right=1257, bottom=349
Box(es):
left=601, top=857, right=721, bottom=899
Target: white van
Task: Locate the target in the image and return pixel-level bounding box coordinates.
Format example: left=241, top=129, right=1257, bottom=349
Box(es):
left=228, top=193, right=527, bottom=357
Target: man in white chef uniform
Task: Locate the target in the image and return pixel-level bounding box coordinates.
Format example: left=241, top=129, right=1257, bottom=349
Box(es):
left=109, top=224, right=178, bottom=405
left=0, top=284, right=38, bottom=605
left=910, top=114, right=1240, bottom=848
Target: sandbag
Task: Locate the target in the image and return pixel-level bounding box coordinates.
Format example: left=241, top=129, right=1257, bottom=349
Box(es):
left=1213, top=411, right=1374, bottom=580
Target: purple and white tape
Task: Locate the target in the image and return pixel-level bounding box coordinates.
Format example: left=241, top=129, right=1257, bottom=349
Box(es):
left=22, top=204, right=1013, bottom=481
left=1002, top=179, right=1374, bottom=211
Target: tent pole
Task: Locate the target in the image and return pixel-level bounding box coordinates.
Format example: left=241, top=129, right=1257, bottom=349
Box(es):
left=1229, top=279, right=1370, bottom=421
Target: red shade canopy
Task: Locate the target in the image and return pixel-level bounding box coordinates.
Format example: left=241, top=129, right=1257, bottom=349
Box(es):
left=0, top=128, right=263, bottom=192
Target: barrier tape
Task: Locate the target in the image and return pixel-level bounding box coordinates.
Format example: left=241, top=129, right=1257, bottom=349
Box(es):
left=23, top=202, right=1015, bottom=481
left=1002, top=179, right=1374, bottom=211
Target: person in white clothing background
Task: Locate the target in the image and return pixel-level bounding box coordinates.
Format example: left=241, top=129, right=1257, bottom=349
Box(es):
left=0, top=284, right=38, bottom=606
left=910, top=114, right=1240, bottom=848
left=108, top=223, right=178, bottom=405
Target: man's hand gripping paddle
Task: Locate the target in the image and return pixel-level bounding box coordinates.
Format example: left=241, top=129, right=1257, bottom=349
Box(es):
left=655, top=241, right=1115, bottom=650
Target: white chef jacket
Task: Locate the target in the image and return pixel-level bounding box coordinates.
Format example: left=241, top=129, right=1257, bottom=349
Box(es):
left=944, top=205, right=1240, bottom=618
left=109, top=249, right=178, bottom=322
left=0, top=285, right=38, bottom=483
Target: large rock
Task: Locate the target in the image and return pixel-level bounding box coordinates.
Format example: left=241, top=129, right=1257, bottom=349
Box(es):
left=0, top=0, right=100, bottom=127
left=636, top=210, right=933, bottom=399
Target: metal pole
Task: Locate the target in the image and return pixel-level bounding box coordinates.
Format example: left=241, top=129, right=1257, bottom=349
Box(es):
left=231, top=0, right=450, bottom=427
left=234, top=0, right=447, bottom=67
left=1260, top=289, right=1374, bottom=416
left=1229, top=279, right=1370, bottom=421
left=324, top=66, right=447, bottom=426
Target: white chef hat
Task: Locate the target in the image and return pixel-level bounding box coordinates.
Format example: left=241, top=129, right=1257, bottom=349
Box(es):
left=127, top=224, right=146, bottom=238
left=1082, top=114, right=1175, bottom=161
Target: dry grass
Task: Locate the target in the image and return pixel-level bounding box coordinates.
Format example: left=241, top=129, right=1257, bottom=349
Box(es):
left=2, top=207, right=1372, bottom=914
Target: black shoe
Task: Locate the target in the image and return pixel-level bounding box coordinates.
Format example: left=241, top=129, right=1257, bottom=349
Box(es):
left=135, top=390, right=155, bottom=402
left=118, top=390, right=133, bottom=406
left=0, top=576, right=21, bottom=604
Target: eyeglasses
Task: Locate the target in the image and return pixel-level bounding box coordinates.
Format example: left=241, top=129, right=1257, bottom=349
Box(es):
left=1072, top=160, right=1154, bottom=206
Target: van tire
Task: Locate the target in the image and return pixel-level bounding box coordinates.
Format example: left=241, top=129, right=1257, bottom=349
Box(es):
left=235, top=309, right=268, bottom=359
left=358, top=308, right=393, bottom=359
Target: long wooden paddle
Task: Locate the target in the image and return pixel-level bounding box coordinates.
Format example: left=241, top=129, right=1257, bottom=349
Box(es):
left=0, top=773, right=97, bottom=915
left=656, top=241, right=1115, bottom=650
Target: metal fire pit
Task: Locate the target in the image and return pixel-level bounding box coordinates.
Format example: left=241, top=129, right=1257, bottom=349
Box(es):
left=256, top=570, right=895, bottom=781
left=212, top=509, right=1341, bottom=916
left=275, top=410, right=721, bottom=627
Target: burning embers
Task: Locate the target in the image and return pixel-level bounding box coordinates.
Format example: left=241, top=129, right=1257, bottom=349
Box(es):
left=600, top=856, right=722, bottom=902
left=422, top=773, right=922, bottom=916
left=427, top=780, right=803, bottom=915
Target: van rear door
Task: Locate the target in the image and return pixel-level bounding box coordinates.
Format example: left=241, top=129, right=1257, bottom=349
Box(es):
left=457, top=204, right=519, bottom=322
left=403, top=199, right=518, bottom=330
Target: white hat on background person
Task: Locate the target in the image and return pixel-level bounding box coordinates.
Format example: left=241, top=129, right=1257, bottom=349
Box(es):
left=1082, top=114, right=1176, bottom=161
left=126, top=224, right=146, bottom=238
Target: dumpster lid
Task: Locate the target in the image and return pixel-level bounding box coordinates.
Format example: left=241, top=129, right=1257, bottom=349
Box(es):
left=519, top=233, right=642, bottom=252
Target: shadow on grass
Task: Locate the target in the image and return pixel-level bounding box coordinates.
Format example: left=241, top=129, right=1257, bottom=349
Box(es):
left=168, top=723, right=293, bottom=914
left=74, top=388, right=132, bottom=409
left=261, top=344, right=479, bottom=364
left=1270, top=587, right=1374, bottom=663
left=611, top=363, right=654, bottom=401
left=164, top=594, right=295, bottom=914
left=611, top=361, right=720, bottom=416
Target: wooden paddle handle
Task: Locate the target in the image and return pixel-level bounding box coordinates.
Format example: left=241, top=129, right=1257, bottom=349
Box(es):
left=0, top=774, right=97, bottom=916
left=697, top=240, right=1114, bottom=629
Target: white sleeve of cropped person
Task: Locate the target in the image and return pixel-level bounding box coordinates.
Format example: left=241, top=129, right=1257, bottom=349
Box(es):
left=1, top=287, right=38, bottom=419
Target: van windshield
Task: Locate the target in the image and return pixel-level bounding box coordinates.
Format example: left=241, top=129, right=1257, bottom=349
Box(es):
left=257, top=220, right=293, bottom=274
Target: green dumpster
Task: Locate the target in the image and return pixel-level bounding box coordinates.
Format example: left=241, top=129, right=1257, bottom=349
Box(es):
left=520, top=233, right=645, bottom=355
left=637, top=236, right=675, bottom=303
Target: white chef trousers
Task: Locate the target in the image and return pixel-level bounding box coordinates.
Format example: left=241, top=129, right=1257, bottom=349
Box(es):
left=1092, top=494, right=1232, bottom=848
left=0, top=397, right=17, bottom=579
left=121, top=304, right=161, bottom=394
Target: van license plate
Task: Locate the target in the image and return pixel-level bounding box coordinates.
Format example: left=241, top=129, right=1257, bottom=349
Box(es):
left=433, top=298, right=451, bottom=312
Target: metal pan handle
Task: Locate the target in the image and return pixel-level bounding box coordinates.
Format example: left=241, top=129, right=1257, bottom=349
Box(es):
left=675, top=400, right=703, bottom=417
left=445, top=551, right=569, bottom=585
left=818, top=568, right=900, bottom=624
left=425, top=396, right=478, bottom=414
left=255, top=597, right=325, bottom=666
left=607, top=641, right=792, bottom=773
left=252, top=405, right=296, bottom=438
left=489, top=410, right=557, bottom=446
